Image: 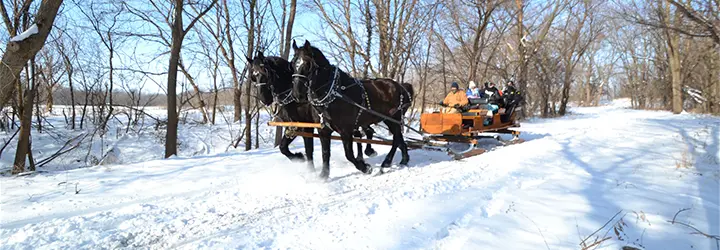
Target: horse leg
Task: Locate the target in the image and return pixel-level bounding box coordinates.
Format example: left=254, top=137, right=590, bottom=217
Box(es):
left=363, top=126, right=378, bottom=157
left=279, top=130, right=303, bottom=162
left=380, top=121, right=401, bottom=169
left=398, top=126, right=410, bottom=167
left=341, top=132, right=371, bottom=174
left=318, top=128, right=332, bottom=179
left=302, top=128, right=315, bottom=172
left=353, top=129, right=364, bottom=162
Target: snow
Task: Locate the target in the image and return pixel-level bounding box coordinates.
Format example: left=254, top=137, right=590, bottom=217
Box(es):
left=9, top=24, right=38, bottom=42
left=1, top=99, right=719, bottom=250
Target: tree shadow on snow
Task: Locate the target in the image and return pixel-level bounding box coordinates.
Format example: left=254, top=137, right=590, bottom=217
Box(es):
left=645, top=117, right=720, bottom=246
left=559, top=116, right=719, bottom=249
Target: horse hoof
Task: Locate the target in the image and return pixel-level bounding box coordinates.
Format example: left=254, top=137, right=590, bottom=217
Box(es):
left=318, top=171, right=329, bottom=180
left=365, top=148, right=378, bottom=157
left=380, top=162, right=392, bottom=169
left=362, top=164, right=374, bottom=175
left=289, top=153, right=305, bottom=162
left=399, top=160, right=409, bottom=168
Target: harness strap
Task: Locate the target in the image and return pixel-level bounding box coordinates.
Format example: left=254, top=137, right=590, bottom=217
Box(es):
left=333, top=91, right=425, bottom=136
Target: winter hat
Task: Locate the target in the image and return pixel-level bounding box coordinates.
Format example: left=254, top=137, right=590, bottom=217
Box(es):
left=469, top=81, right=476, bottom=88
left=451, top=82, right=459, bottom=88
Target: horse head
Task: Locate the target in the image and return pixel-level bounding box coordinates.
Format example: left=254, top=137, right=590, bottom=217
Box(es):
left=290, top=39, right=330, bottom=102
left=246, top=51, right=274, bottom=106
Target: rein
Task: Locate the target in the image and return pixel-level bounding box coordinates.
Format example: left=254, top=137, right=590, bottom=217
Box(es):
left=255, top=64, right=297, bottom=107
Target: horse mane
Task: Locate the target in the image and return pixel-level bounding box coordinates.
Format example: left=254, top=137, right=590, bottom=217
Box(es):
left=308, top=46, right=331, bottom=67
left=262, top=56, right=293, bottom=75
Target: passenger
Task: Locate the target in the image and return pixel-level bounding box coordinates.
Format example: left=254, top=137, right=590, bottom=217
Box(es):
left=483, top=82, right=503, bottom=125
left=484, top=81, right=503, bottom=110
left=439, top=82, right=469, bottom=114
left=465, top=81, right=482, bottom=99
left=503, top=80, right=518, bottom=96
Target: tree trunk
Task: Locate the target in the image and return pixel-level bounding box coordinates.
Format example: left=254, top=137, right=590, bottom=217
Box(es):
left=13, top=70, right=36, bottom=174
left=244, top=0, right=257, bottom=151
left=216, top=0, right=242, bottom=122
left=667, top=28, right=682, bottom=114
left=46, top=86, right=53, bottom=112
left=274, top=0, right=297, bottom=147
left=61, top=53, right=76, bottom=129
left=0, top=0, right=64, bottom=110
left=35, top=66, right=41, bottom=133
left=515, top=0, right=527, bottom=119
left=212, top=62, right=219, bottom=125
left=165, top=0, right=184, bottom=158
left=363, top=0, right=372, bottom=77
left=584, top=56, right=594, bottom=106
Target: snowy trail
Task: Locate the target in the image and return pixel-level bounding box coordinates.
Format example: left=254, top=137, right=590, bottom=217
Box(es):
left=1, top=100, right=719, bottom=250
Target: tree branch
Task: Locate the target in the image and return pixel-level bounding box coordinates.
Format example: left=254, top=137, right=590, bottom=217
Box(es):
left=183, top=0, right=218, bottom=36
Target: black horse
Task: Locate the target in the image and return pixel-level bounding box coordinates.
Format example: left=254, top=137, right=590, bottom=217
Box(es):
left=290, top=40, right=414, bottom=179
left=245, top=52, right=378, bottom=171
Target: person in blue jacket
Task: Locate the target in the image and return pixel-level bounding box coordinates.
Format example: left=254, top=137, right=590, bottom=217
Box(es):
left=466, top=81, right=482, bottom=98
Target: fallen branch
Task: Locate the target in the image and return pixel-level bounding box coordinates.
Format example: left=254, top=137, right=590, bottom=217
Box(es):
left=583, top=236, right=612, bottom=250
left=0, top=129, right=20, bottom=158
left=35, top=133, right=89, bottom=168
left=668, top=208, right=720, bottom=242
left=580, top=209, right=623, bottom=250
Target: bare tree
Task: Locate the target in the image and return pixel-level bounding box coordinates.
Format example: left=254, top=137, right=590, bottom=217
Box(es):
left=242, top=0, right=258, bottom=151
left=56, top=35, right=78, bottom=129
left=269, top=0, right=297, bottom=146
left=558, top=0, right=602, bottom=115
left=0, top=0, right=64, bottom=111
left=163, top=0, right=217, bottom=157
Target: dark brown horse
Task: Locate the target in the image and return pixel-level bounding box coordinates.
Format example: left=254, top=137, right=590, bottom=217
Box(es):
left=290, top=40, right=414, bottom=179
left=246, top=52, right=378, bottom=171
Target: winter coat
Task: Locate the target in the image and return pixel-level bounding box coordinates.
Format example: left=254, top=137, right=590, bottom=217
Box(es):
left=466, top=88, right=483, bottom=98
left=503, top=85, right=518, bottom=96
left=484, top=87, right=503, bottom=106
left=443, top=90, right=469, bottom=107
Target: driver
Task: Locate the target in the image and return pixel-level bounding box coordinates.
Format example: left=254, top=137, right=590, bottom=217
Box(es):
left=439, top=82, right=469, bottom=114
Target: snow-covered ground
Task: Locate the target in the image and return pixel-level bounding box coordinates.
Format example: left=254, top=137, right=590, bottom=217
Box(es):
left=1, top=99, right=718, bottom=250
left=0, top=106, right=276, bottom=173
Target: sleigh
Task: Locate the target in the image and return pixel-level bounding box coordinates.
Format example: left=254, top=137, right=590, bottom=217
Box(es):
left=417, top=101, right=524, bottom=159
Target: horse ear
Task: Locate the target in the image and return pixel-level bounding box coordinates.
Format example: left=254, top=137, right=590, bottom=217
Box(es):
left=257, top=51, right=264, bottom=59
left=245, top=55, right=252, bottom=63
left=292, top=40, right=299, bottom=50
left=303, top=40, right=311, bottom=50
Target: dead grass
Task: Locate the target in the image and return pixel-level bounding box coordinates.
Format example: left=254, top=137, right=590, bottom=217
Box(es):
left=675, top=150, right=694, bottom=170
